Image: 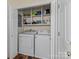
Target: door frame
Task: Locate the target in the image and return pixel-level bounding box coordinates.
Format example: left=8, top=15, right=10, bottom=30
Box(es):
left=8, top=5, right=18, bottom=59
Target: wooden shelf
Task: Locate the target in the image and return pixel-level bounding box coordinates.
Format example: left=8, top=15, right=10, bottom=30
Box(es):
left=43, top=14, right=50, bottom=16
left=24, top=24, right=50, bottom=26
left=32, top=15, right=41, bottom=17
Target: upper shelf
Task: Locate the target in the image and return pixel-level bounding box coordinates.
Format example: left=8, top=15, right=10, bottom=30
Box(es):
left=24, top=24, right=51, bottom=26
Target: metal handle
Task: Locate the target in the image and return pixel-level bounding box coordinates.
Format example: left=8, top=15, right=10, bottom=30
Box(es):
left=67, top=51, right=71, bottom=56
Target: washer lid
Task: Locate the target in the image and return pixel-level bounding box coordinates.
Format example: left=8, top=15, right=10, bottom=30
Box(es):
left=37, top=30, right=50, bottom=35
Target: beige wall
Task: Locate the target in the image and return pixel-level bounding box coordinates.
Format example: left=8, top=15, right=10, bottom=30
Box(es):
left=24, top=26, right=50, bottom=31
left=18, top=25, right=51, bottom=33
left=8, top=0, right=52, bottom=8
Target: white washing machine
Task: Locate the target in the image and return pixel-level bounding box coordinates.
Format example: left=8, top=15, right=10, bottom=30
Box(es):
left=19, top=32, right=36, bottom=57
